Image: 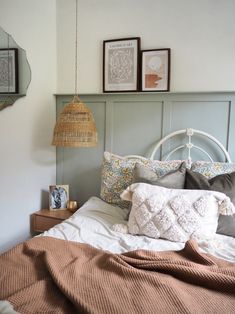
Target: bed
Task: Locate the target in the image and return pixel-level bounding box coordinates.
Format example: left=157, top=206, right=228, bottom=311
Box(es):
left=1, top=128, right=235, bottom=314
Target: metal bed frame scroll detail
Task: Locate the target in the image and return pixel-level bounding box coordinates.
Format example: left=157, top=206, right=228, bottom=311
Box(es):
left=149, top=128, right=231, bottom=163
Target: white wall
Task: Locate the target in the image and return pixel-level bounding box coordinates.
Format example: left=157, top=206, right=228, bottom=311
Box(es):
left=57, top=0, right=235, bottom=93
left=0, top=0, right=56, bottom=252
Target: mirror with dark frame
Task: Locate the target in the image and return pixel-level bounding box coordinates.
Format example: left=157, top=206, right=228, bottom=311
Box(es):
left=0, top=26, right=31, bottom=110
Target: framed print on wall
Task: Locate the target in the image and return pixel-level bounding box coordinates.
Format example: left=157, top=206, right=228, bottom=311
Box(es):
left=0, top=48, right=18, bottom=94
left=49, top=185, right=69, bottom=210
left=103, top=37, right=140, bottom=92
left=141, top=48, right=170, bottom=92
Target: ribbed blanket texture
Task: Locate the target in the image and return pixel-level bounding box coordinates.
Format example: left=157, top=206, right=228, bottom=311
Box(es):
left=0, top=236, right=235, bottom=314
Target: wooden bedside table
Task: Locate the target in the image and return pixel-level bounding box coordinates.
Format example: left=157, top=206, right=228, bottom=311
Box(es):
left=31, top=209, right=73, bottom=234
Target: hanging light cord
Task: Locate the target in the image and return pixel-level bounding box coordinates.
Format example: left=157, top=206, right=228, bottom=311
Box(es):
left=75, top=0, right=78, bottom=97
left=7, top=34, right=10, bottom=94
left=52, top=0, right=98, bottom=147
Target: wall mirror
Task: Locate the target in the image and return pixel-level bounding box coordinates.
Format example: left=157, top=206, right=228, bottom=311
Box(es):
left=0, top=25, right=31, bottom=110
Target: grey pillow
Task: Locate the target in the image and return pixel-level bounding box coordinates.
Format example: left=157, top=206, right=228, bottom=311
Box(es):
left=133, top=162, right=186, bottom=189
left=185, top=169, right=235, bottom=237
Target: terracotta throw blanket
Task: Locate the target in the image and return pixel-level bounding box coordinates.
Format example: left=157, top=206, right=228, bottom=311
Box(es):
left=0, top=237, right=235, bottom=314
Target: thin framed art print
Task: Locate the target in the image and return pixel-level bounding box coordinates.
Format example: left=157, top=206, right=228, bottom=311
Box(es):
left=141, top=48, right=170, bottom=92
left=49, top=185, right=69, bottom=210
left=103, top=37, right=140, bottom=92
left=0, top=48, right=18, bottom=94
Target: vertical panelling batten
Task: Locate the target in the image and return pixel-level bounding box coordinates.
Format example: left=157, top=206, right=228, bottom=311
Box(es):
left=227, top=97, right=235, bottom=162
left=226, top=101, right=231, bottom=151
left=161, top=96, right=173, bottom=160
left=104, top=98, right=114, bottom=152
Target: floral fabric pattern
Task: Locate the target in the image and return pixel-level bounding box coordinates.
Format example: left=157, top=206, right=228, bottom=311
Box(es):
left=100, top=152, right=184, bottom=209
left=191, top=161, right=235, bottom=179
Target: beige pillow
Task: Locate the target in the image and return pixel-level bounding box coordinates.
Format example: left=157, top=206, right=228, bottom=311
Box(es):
left=133, top=162, right=186, bottom=189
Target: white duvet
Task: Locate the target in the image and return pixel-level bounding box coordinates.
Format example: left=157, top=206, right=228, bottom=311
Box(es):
left=42, top=196, right=235, bottom=263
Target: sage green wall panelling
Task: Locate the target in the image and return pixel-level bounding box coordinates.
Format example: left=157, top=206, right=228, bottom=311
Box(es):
left=112, top=100, right=163, bottom=156
left=168, top=100, right=230, bottom=161
left=56, top=93, right=235, bottom=205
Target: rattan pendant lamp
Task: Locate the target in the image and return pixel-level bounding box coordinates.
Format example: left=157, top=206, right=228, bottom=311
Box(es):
left=52, top=0, right=98, bottom=147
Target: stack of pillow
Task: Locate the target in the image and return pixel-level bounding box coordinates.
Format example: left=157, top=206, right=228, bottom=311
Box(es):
left=100, top=152, right=235, bottom=243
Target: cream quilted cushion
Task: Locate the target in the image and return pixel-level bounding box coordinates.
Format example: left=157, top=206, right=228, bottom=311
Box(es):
left=121, top=183, right=235, bottom=242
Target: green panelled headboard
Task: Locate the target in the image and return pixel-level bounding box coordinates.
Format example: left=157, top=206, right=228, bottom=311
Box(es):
left=55, top=92, right=235, bottom=205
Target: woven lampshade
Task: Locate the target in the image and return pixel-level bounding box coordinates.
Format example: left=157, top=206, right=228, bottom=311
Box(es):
left=52, top=96, right=98, bottom=147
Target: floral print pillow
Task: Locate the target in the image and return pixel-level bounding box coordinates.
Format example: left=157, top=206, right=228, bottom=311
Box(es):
left=191, top=161, right=235, bottom=179
left=100, top=152, right=184, bottom=209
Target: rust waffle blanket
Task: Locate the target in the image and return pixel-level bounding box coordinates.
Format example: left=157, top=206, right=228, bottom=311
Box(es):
left=0, top=237, right=235, bottom=314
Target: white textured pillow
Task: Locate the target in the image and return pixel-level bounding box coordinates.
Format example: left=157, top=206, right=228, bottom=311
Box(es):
left=121, top=183, right=235, bottom=243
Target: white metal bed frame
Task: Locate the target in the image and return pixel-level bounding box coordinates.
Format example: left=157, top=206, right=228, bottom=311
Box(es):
left=127, top=128, right=232, bottom=163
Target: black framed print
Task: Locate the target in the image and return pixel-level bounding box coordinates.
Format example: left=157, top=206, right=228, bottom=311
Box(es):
left=141, top=48, right=170, bottom=92
left=0, top=48, right=18, bottom=94
left=103, top=37, right=140, bottom=92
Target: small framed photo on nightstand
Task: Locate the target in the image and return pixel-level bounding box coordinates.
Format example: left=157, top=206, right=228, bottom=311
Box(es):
left=49, top=185, right=69, bottom=210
